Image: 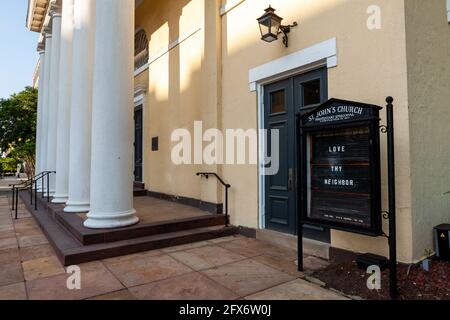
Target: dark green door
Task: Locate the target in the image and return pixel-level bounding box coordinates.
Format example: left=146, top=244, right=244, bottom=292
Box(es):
left=264, top=68, right=330, bottom=242
left=264, top=79, right=296, bottom=234
left=134, top=107, right=143, bottom=183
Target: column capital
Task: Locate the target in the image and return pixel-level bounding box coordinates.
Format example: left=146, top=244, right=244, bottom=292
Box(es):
left=43, top=25, right=53, bottom=38
left=49, top=0, right=62, bottom=18
left=37, top=41, right=45, bottom=53
left=50, top=10, right=62, bottom=19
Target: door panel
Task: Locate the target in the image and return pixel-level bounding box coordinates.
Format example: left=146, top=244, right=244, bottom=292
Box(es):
left=264, top=68, right=330, bottom=242
left=267, top=120, right=289, bottom=190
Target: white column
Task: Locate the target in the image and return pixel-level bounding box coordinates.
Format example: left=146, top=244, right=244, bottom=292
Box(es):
left=84, top=0, right=138, bottom=229
left=35, top=50, right=46, bottom=179
left=65, top=0, right=95, bottom=213
left=40, top=32, right=53, bottom=186
left=46, top=8, right=62, bottom=194
left=53, top=0, right=74, bottom=204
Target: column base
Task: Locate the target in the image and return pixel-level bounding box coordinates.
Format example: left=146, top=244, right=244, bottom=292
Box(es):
left=52, top=194, right=69, bottom=204
left=64, top=201, right=90, bottom=213
left=84, top=209, right=139, bottom=229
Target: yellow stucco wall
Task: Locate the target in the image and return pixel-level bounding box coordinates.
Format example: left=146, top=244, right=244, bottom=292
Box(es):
left=220, top=0, right=414, bottom=262
left=135, top=0, right=449, bottom=263
left=135, top=0, right=205, bottom=201
left=404, top=0, right=450, bottom=261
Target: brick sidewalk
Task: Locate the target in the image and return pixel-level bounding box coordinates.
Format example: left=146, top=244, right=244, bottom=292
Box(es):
left=0, top=193, right=348, bottom=300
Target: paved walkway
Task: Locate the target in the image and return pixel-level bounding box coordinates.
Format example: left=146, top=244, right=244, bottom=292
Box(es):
left=0, top=177, right=19, bottom=191
left=0, top=192, right=348, bottom=300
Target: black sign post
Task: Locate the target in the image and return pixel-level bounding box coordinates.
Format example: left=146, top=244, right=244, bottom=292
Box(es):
left=386, top=97, right=398, bottom=300
left=297, top=97, right=398, bottom=300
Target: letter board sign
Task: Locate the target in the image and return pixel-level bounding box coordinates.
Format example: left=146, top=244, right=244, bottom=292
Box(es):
left=300, top=98, right=383, bottom=236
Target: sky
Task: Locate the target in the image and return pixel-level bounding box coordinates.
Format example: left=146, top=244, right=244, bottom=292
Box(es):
left=0, top=0, right=40, bottom=99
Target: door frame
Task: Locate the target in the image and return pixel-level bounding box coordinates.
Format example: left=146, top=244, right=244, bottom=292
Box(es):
left=134, top=106, right=144, bottom=183
left=253, top=39, right=338, bottom=240
left=134, top=88, right=146, bottom=184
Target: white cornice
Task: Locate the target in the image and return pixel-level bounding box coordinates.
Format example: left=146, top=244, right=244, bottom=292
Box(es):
left=26, top=0, right=50, bottom=32
left=220, top=0, right=246, bottom=16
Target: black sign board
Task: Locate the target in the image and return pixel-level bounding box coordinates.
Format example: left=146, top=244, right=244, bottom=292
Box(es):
left=300, top=98, right=382, bottom=236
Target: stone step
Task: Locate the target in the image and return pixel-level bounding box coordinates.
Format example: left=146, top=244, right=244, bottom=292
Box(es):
left=133, top=188, right=148, bottom=197
left=20, top=191, right=238, bottom=266
left=30, top=193, right=227, bottom=246
left=63, top=225, right=238, bottom=266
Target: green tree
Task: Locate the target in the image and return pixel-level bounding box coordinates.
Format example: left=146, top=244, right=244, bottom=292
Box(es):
left=0, top=87, right=38, bottom=177
left=0, top=157, right=20, bottom=174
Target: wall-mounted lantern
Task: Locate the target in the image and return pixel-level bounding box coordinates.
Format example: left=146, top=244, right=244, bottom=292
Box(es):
left=257, top=6, right=298, bottom=48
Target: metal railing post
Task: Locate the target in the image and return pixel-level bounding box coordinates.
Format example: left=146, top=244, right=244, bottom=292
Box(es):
left=8, top=172, right=51, bottom=216
left=30, top=177, right=34, bottom=205
left=225, top=186, right=230, bottom=227
left=11, top=186, right=15, bottom=211
left=15, top=186, right=19, bottom=220
left=42, top=172, right=47, bottom=199
left=196, top=172, right=231, bottom=227
left=47, top=172, right=50, bottom=202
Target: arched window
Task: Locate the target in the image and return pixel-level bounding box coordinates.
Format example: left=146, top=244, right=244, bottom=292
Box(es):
left=134, top=29, right=149, bottom=71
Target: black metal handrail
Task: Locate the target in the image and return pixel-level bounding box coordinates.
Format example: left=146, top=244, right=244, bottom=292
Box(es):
left=10, top=171, right=55, bottom=219
left=196, top=172, right=231, bottom=227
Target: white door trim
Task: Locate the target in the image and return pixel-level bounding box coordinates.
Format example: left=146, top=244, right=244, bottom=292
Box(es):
left=254, top=38, right=338, bottom=230
left=249, top=38, right=337, bottom=91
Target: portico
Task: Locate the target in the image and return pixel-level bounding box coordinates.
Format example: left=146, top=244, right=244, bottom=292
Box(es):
left=29, top=0, right=140, bottom=229
left=25, top=0, right=450, bottom=267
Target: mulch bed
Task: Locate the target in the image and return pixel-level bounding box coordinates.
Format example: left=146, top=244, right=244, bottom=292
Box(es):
left=313, top=257, right=450, bottom=300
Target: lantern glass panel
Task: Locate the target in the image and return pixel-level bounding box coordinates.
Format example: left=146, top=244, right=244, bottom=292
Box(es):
left=271, top=17, right=281, bottom=35
left=259, top=16, right=271, bottom=37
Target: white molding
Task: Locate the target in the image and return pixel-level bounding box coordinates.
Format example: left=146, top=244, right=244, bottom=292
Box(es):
left=220, top=0, right=246, bottom=16
left=249, top=38, right=338, bottom=91
left=257, top=85, right=266, bottom=230
left=447, top=0, right=450, bottom=22
left=134, top=87, right=147, bottom=107
left=148, top=27, right=202, bottom=66
left=134, top=63, right=149, bottom=77
left=135, top=26, right=144, bottom=35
